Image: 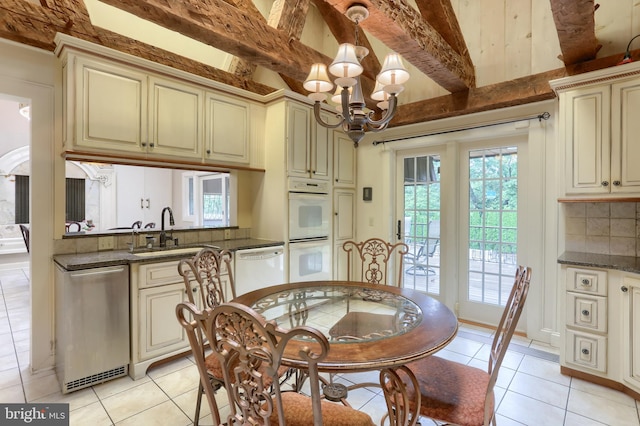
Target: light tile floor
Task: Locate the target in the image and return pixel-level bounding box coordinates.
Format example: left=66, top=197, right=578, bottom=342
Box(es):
left=1, top=267, right=639, bottom=425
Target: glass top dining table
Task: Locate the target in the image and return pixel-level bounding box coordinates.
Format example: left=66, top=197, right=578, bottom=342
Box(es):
left=232, top=280, right=458, bottom=373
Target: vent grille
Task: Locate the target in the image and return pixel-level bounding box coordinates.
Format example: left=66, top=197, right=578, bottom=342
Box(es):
left=63, top=365, right=127, bottom=393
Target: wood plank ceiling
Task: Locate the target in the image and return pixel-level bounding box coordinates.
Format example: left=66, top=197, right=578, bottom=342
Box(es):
left=0, top=0, right=628, bottom=127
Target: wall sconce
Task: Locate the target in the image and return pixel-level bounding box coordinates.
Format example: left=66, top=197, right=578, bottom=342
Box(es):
left=618, top=34, right=640, bottom=65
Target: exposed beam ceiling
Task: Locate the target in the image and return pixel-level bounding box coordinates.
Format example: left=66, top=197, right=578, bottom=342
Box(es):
left=549, top=0, right=600, bottom=64
left=0, top=0, right=626, bottom=128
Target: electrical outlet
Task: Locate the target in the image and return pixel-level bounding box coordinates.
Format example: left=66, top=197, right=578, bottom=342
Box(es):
left=98, top=236, right=115, bottom=251
left=224, top=229, right=231, bottom=240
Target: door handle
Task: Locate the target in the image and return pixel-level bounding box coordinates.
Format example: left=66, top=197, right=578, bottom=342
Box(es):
left=140, top=198, right=144, bottom=209
left=396, top=220, right=402, bottom=240
left=145, top=198, right=150, bottom=209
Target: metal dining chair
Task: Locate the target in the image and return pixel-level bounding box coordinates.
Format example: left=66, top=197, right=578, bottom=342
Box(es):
left=176, top=301, right=375, bottom=426
left=329, top=238, right=409, bottom=341
left=402, top=265, right=532, bottom=426
left=380, top=365, right=421, bottom=426
left=178, top=247, right=234, bottom=425
left=178, top=247, right=290, bottom=425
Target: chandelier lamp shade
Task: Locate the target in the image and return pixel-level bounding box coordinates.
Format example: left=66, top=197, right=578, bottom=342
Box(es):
left=303, top=4, right=410, bottom=147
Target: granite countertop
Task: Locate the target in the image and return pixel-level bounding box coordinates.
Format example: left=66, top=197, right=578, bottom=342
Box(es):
left=53, top=238, right=284, bottom=271
left=558, top=251, right=640, bottom=274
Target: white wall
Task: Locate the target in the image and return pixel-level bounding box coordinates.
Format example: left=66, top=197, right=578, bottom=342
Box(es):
left=0, top=39, right=60, bottom=372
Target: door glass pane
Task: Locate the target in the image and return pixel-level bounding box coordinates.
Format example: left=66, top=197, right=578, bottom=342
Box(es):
left=468, top=147, right=518, bottom=306
left=403, top=155, right=441, bottom=294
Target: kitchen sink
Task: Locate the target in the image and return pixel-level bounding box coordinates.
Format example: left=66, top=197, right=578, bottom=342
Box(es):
left=132, top=246, right=205, bottom=257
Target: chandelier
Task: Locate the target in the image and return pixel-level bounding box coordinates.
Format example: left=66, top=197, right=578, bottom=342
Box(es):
left=303, top=4, right=410, bottom=147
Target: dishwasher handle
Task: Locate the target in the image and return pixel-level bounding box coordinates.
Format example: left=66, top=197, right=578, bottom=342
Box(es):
left=237, top=248, right=283, bottom=261
left=68, top=266, right=127, bottom=278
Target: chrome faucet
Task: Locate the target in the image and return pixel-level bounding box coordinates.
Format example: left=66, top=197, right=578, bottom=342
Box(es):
left=159, top=207, right=175, bottom=248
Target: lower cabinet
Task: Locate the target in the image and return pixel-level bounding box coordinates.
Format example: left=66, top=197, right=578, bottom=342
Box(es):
left=622, top=276, right=640, bottom=390
left=130, top=260, right=196, bottom=379
left=561, top=265, right=640, bottom=397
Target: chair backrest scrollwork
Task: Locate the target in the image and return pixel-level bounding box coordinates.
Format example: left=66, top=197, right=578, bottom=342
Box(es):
left=343, top=238, right=409, bottom=286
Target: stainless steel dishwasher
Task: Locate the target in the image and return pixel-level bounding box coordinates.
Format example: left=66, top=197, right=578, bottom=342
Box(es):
left=55, top=264, right=130, bottom=393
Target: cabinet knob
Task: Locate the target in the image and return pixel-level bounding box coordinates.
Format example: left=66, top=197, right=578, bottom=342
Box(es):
left=621, top=286, right=629, bottom=293
left=581, top=309, right=590, bottom=316
left=312, top=170, right=316, bottom=174
left=149, top=143, right=154, bottom=148
left=613, top=180, right=621, bottom=186
left=335, top=212, right=338, bottom=216
left=192, top=287, right=197, bottom=293
left=141, top=142, right=147, bottom=147
left=206, top=149, right=211, bottom=154
left=601, top=181, right=609, bottom=187
left=581, top=348, right=590, bottom=355
left=581, top=278, right=591, bottom=286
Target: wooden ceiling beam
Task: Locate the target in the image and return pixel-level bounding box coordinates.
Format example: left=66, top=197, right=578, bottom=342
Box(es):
left=550, top=0, right=600, bottom=65
left=414, top=0, right=472, bottom=65
left=323, top=0, right=475, bottom=93
left=0, top=0, right=275, bottom=95
left=391, top=47, right=638, bottom=126
left=100, top=0, right=331, bottom=83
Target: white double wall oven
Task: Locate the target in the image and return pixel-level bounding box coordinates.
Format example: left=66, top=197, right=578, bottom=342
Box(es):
left=288, top=179, right=332, bottom=282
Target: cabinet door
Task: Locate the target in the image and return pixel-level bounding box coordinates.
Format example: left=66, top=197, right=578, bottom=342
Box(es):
left=138, top=283, right=188, bottom=360
left=562, top=86, right=611, bottom=194
left=622, top=277, right=640, bottom=389
left=114, top=165, right=172, bottom=227
left=333, top=189, right=355, bottom=280
left=74, top=56, right=147, bottom=152
left=143, top=168, right=173, bottom=224
left=333, top=133, right=356, bottom=187
left=287, top=102, right=312, bottom=178
left=311, top=112, right=332, bottom=181
left=148, top=77, right=203, bottom=158
left=205, top=93, right=249, bottom=164
left=611, top=79, right=640, bottom=193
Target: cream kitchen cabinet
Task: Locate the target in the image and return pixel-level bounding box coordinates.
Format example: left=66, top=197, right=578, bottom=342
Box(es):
left=287, top=101, right=332, bottom=181
left=57, top=38, right=257, bottom=168
left=551, top=63, right=640, bottom=196
left=621, top=276, right=640, bottom=391
left=130, top=260, right=193, bottom=379
left=147, top=76, right=203, bottom=159
left=204, top=92, right=249, bottom=164
left=64, top=54, right=148, bottom=154
left=333, top=188, right=355, bottom=280
left=562, top=267, right=608, bottom=373
left=333, top=133, right=356, bottom=187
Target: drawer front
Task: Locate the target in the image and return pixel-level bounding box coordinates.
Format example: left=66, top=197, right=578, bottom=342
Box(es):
left=566, top=329, right=607, bottom=372
left=566, top=267, right=607, bottom=296
left=138, top=261, right=182, bottom=288
left=566, top=292, right=607, bottom=333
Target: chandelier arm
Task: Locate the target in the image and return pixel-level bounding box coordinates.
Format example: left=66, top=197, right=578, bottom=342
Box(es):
left=362, top=95, right=398, bottom=130
left=341, top=87, right=355, bottom=126
left=313, top=102, right=343, bottom=129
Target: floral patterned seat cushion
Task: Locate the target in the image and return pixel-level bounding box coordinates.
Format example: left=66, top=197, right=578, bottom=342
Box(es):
left=407, top=355, right=493, bottom=426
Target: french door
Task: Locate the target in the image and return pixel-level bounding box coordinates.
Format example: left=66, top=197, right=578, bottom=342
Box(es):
left=458, top=143, right=521, bottom=324
left=397, top=137, right=526, bottom=325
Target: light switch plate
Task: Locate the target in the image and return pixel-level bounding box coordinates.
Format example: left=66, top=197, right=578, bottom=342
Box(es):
left=224, top=229, right=231, bottom=240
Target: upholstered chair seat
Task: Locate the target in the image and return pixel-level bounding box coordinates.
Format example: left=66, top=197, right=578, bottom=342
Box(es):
left=269, top=392, right=374, bottom=426
left=407, top=355, right=492, bottom=425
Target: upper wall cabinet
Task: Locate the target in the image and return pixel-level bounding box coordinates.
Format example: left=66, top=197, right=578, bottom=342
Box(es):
left=56, top=36, right=261, bottom=170
left=148, top=76, right=203, bottom=159
left=204, top=92, right=250, bottom=164
left=287, top=101, right=332, bottom=181
left=551, top=63, right=640, bottom=196
left=333, top=133, right=356, bottom=187
left=68, top=55, right=148, bottom=154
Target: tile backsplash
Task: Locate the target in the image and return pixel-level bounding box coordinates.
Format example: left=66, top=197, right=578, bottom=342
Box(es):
left=563, top=202, right=639, bottom=256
